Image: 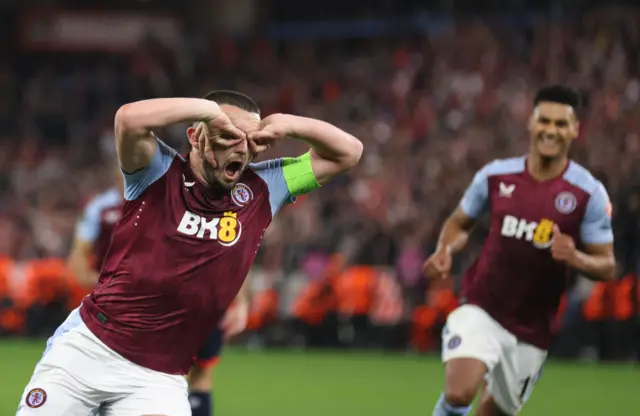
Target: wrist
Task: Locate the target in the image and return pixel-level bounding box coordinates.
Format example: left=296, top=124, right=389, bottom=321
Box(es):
left=199, top=99, right=223, bottom=122
left=236, top=289, right=251, bottom=305
left=236, top=296, right=250, bottom=309
left=436, top=244, right=452, bottom=256
left=566, top=248, right=583, bottom=269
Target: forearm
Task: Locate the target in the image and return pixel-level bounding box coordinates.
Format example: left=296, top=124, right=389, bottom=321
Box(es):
left=67, top=257, right=98, bottom=287
left=569, top=251, right=616, bottom=281
left=115, top=98, right=223, bottom=136
left=437, top=218, right=471, bottom=255
left=289, top=116, right=362, bottom=165
left=236, top=276, right=252, bottom=305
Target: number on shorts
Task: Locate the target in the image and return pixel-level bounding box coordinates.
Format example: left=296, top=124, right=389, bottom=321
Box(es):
left=519, top=366, right=543, bottom=404
left=518, top=377, right=531, bottom=403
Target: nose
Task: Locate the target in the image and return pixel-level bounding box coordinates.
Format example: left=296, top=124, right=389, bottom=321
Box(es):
left=543, top=123, right=559, bottom=137
left=233, top=138, right=249, bottom=155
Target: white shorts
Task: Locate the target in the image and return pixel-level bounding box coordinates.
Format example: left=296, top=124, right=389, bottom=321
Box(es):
left=16, top=308, right=190, bottom=416
left=441, top=305, right=547, bottom=415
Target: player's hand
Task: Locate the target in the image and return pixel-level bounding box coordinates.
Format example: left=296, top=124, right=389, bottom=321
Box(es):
left=220, top=299, right=249, bottom=340
left=422, top=249, right=452, bottom=280
left=198, top=113, right=246, bottom=168
left=551, top=225, right=577, bottom=264
left=247, top=113, right=294, bottom=154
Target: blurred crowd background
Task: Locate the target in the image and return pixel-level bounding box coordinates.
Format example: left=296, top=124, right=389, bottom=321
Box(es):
left=0, top=0, right=638, bottom=362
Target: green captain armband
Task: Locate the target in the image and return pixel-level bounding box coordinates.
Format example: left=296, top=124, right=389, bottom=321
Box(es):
left=281, top=152, right=320, bottom=197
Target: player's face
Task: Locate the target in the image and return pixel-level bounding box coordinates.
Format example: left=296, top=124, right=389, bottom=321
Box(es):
left=528, top=102, right=579, bottom=160
left=188, top=104, right=260, bottom=190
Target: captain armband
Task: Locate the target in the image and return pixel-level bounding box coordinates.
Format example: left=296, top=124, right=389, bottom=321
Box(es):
left=281, top=152, right=320, bottom=197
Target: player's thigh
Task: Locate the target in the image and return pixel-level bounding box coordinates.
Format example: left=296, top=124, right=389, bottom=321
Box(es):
left=476, top=389, right=511, bottom=416
left=102, top=385, right=191, bottom=416
left=16, top=368, right=99, bottom=415
left=441, top=305, right=509, bottom=370
left=189, top=327, right=223, bottom=389
left=17, top=310, right=103, bottom=415
left=187, top=363, right=215, bottom=392
left=486, top=342, right=547, bottom=415
left=194, top=327, right=223, bottom=368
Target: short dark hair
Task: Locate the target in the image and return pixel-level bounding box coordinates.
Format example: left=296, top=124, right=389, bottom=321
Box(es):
left=534, top=85, right=580, bottom=112
left=203, top=90, right=260, bottom=115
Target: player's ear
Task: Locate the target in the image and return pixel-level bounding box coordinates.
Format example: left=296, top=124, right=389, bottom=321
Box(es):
left=527, top=113, right=535, bottom=132
left=528, top=106, right=539, bottom=132
left=567, top=108, right=579, bottom=138
left=186, top=125, right=199, bottom=147
left=571, top=120, right=580, bottom=139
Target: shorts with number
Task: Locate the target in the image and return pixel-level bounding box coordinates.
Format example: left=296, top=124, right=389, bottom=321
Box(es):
left=441, top=304, right=547, bottom=415
left=16, top=308, right=190, bottom=416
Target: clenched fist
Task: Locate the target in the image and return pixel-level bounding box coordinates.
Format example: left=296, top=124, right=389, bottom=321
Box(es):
left=551, top=224, right=576, bottom=264
left=247, top=113, right=294, bottom=154
left=422, top=249, right=452, bottom=280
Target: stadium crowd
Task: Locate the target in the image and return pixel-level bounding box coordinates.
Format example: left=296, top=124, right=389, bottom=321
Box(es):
left=0, top=7, right=639, bottom=358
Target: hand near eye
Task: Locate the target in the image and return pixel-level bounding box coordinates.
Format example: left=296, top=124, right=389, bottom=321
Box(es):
left=196, top=114, right=245, bottom=167
left=247, top=114, right=293, bottom=154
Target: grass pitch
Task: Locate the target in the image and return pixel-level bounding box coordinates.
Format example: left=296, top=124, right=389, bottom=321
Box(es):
left=0, top=340, right=636, bottom=415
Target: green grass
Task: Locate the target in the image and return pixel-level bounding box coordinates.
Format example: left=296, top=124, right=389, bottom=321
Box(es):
left=0, top=339, right=636, bottom=415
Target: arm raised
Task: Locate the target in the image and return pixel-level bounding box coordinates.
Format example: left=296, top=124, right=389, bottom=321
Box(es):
left=114, top=98, right=229, bottom=173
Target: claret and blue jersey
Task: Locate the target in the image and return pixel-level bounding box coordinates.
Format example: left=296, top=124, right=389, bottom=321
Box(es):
left=75, top=188, right=123, bottom=272
left=458, top=156, right=613, bottom=349
left=78, top=138, right=319, bottom=375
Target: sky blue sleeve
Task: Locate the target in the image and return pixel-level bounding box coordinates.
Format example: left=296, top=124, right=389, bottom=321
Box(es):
left=459, top=165, right=490, bottom=218
left=122, top=139, right=177, bottom=201
left=580, top=182, right=614, bottom=245
left=251, top=158, right=295, bottom=217
left=75, top=200, right=101, bottom=242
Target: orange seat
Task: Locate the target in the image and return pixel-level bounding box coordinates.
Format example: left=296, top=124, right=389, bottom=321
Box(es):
left=333, top=266, right=376, bottom=317
left=582, top=282, right=607, bottom=321
left=410, top=305, right=438, bottom=352
left=247, top=289, right=279, bottom=330
left=13, top=258, right=69, bottom=309
left=613, top=274, right=635, bottom=321
left=292, top=280, right=334, bottom=325
left=0, top=255, right=14, bottom=299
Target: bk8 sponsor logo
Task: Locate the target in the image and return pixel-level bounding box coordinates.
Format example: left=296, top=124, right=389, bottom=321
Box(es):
left=177, top=211, right=242, bottom=246
left=500, top=215, right=554, bottom=249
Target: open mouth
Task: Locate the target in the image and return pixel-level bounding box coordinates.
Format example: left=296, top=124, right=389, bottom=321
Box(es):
left=539, top=135, right=559, bottom=148
left=224, top=161, right=243, bottom=180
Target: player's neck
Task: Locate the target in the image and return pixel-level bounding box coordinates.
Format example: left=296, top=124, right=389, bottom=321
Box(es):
left=186, top=150, right=207, bottom=184
left=189, top=160, right=207, bottom=185
left=527, top=154, right=568, bottom=182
